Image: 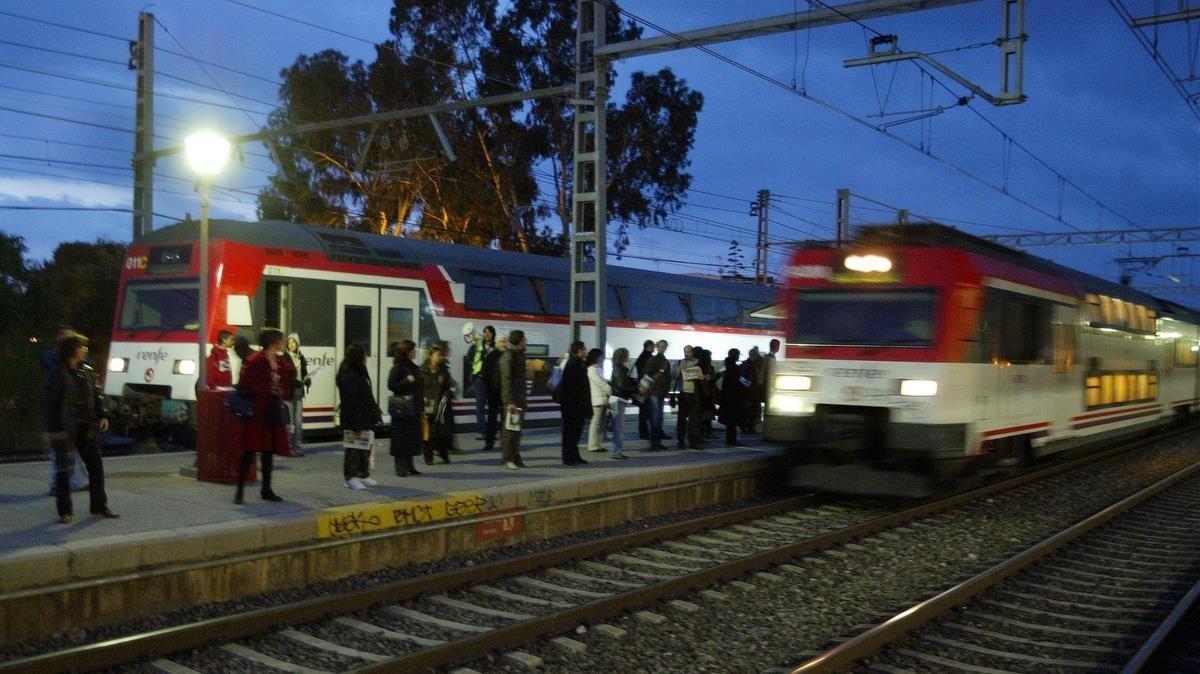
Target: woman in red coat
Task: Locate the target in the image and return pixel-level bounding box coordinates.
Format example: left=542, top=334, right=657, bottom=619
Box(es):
left=234, top=328, right=294, bottom=504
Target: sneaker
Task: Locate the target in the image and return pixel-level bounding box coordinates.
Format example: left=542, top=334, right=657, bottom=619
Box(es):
left=360, top=478, right=378, bottom=486
left=345, top=478, right=368, bottom=490
left=588, top=446, right=608, bottom=452
left=505, top=461, right=520, bottom=470
left=613, top=454, right=630, bottom=460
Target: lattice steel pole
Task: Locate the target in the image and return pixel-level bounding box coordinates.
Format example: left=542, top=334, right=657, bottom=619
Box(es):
left=570, top=0, right=607, bottom=350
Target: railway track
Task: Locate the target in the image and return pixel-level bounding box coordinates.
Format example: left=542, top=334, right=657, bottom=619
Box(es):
left=2, top=430, right=1193, bottom=673
left=792, top=450, right=1200, bottom=674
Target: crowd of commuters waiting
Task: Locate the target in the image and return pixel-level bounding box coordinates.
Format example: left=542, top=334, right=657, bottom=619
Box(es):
left=41, top=323, right=778, bottom=522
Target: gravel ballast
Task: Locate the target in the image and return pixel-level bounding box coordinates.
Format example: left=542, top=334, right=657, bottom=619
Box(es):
left=459, top=433, right=1200, bottom=674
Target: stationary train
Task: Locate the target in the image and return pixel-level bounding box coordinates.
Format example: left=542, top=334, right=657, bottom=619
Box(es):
left=104, top=219, right=780, bottom=440
left=763, top=224, right=1200, bottom=496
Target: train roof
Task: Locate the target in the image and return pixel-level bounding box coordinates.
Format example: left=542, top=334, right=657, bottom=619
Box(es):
left=143, top=218, right=776, bottom=302
left=853, top=224, right=1200, bottom=324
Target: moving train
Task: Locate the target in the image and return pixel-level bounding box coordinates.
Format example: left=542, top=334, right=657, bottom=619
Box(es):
left=104, top=219, right=781, bottom=440
left=763, top=224, right=1200, bottom=496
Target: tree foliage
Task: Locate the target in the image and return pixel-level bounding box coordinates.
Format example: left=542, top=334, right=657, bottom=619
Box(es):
left=0, top=238, right=125, bottom=457
left=258, top=0, right=703, bottom=256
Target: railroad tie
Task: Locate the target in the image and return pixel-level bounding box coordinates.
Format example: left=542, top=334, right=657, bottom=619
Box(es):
left=382, top=606, right=492, bottom=633
left=279, top=629, right=388, bottom=662
left=220, top=643, right=333, bottom=674
left=430, top=595, right=535, bottom=621
left=333, top=617, right=446, bottom=646
left=470, top=584, right=574, bottom=608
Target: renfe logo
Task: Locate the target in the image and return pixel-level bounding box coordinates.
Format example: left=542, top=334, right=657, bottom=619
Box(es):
left=830, top=368, right=888, bottom=379
left=136, top=348, right=169, bottom=364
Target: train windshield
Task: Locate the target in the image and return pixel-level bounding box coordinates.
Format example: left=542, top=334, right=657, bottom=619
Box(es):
left=792, top=289, right=936, bottom=347
left=119, top=280, right=199, bottom=331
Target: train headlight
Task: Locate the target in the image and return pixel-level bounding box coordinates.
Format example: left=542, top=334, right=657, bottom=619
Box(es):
left=844, top=254, right=893, bottom=273
left=108, top=357, right=128, bottom=373
left=775, top=375, right=813, bottom=391
left=173, top=359, right=197, bottom=376
left=899, top=379, right=938, bottom=397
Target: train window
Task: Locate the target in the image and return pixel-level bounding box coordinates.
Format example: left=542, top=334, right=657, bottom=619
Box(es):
left=265, top=281, right=291, bottom=334
left=793, top=289, right=936, bottom=347
left=689, top=295, right=740, bottom=325
left=625, top=290, right=689, bottom=324
left=503, top=276, right=543, bottom=314
left=540, top=280, right=569, bottom=315
left=607, top=286, right=626, bottom=319
left=386, top=308, right=413, bottom=348
left=1176, top=340, right=1199, bottom=367
left=1085, top=370, right=1158, bottom=409
left=119, top=280, right=199, bottom=331
left=995, top=295, right=1045, bottom=363
left=343, top=305, right=373, bottom=357
left=465, top=273, right=504, bottom=311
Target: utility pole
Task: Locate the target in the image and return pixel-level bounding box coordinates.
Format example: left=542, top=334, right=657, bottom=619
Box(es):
left=130, top=12, right=155, bottom=242
left=569, top=0, right=607, bottom=349
left=836, top=188, right=851, bottom=246
left=750, top=189, right=770, bottom=284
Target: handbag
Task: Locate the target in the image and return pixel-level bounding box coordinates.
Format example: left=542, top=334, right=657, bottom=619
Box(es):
left=227, top=388, right=255, bottom=420
left=389, top=394, right=416, bottom=418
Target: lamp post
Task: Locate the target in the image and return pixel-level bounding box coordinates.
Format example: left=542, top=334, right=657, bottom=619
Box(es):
left=184, top=131, right=230, bottom=392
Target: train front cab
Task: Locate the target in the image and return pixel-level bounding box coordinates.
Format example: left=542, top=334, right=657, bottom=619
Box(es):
left=762, top=241, right=1092, bottom=495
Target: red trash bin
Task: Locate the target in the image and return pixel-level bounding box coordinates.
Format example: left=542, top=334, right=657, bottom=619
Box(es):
left=196, top=390, right=255, bottom=484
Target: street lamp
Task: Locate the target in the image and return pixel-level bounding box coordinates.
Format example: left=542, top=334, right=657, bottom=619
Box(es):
left=185, top=131, right=230, bottom=392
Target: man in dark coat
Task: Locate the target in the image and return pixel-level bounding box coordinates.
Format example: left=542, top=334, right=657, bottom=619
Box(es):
left=557, top=341, right=590, bottom=465
left=645, top=340, right=672, bottom=450
left=500, top=330, right=529, bottom=469
left=634, top=339, right=654, bottom=440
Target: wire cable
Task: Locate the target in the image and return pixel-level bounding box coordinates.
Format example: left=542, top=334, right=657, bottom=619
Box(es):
left=0, top=38, right=128, bottom=67
left=0, top=10, right=129, bottom=43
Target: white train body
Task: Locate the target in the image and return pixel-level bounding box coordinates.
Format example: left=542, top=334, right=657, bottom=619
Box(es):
left=763, top=226, right=1200, bottom=494
left=104, top=220, right=781, bottom=436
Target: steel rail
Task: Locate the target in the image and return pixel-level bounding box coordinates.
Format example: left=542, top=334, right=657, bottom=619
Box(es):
left=5, top=427, right=1187, bottom=672
left=347, top=429, right=1193, bottom=673
left=0, top=495, right=811, bottom=672
left=789, top=450, right=1200, bottom=673
left=1120, top=573, right=1200, bottom=673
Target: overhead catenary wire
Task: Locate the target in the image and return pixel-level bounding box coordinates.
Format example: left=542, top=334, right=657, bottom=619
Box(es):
left=0, top=10, right=130, bottom=43
left=0, top=61, right=272, bottom=114
left=0, top=38, right=129, bottom=67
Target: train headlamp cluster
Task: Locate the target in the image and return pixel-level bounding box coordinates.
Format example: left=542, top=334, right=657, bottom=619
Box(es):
left=173, top=359, right=197, bottom=376
left=844, top=254, right=893, bottom=273
left=108, top=357, right=128, bottom=373
left=899, top=379, right=938, bottom=397
left=775, top=375, right=813, bottom=391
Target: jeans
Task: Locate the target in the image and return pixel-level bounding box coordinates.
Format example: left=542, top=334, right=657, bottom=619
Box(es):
left=473, top=377, right=488, bottom=435
left=648, top=394, right=664, bottom=447
left=286, top=397, right=304, bottom=450
left=610, top=399, right=627, bottom=456
left=54, top=425, right=107, bottom=517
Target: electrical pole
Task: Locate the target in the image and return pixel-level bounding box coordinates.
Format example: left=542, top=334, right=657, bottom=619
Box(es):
left=130, top=12, right=155, bottom=242
left=836, top=188, right=851, bottom=246
left=570, top=0, right=607, bottom=349
left=751, top=189, right=770, bottom=284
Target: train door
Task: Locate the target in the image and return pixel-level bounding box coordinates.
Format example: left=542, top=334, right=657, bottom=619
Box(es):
left=336, top=286, right=379, bottom=425
left=378, top=288, right=420, bottom=422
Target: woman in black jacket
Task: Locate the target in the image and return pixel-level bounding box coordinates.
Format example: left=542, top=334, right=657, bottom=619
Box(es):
left=337, top=344, right=381, bottom=489
left=45, top=332, right=118, bottom=523
left=420, top=344, right=457, bottom=464
left=719, top=348, right=745, bottom=447
left=387, top=340, right=423, bottom=476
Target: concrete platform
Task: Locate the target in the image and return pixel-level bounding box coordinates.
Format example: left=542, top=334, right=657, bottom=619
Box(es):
left=0, top=423, right=782, bottom=597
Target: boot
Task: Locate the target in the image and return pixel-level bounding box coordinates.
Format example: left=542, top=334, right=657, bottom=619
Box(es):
left=395, top=456, right=409, bottom=477
left=407, top=456, right=422, bottom=475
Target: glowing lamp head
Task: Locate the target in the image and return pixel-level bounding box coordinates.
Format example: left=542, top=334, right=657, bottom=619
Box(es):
left=184, top=132, right=231, bottom=176
left=844, top=254, right=893, bottom=273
